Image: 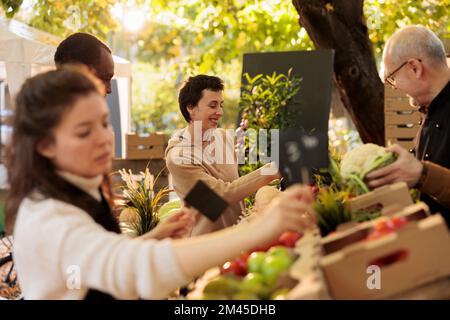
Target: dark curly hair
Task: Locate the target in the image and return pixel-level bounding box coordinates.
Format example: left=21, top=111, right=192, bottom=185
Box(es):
left=178, top=75, right=224, bottom=122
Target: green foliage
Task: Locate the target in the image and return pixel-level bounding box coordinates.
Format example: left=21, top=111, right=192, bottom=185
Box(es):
left=118, top=168, right=171, bottom=236
left=240, top=69, right=302, bottom=130
left=313, top=187, right=352, bottom=237
left=0, top=0, right=23, bottom=18
left=6, top=0, right=450, bottom=135
left=136, top=0, right=313, bottom=73
left=131, top=62, right=241, bottom=134
left=131, top=0, right=312, bottom=133
left=238, top=70, right=302, bottom=177
left=131, top=63, right=184, bottom=135
left=364, top=0, right=450, bottom=58
left=8, top=0, right=118, bottom=41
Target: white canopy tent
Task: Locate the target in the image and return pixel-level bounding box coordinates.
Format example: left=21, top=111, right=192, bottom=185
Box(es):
left=0, top=17, right=131, bottom=158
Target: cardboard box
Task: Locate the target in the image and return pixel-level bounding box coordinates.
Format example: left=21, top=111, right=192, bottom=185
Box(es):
left=126, top=133, right=166, bottom=160
left=319, top=203, right=450, bottom=299
left=349, top=182, right=413, bottom=216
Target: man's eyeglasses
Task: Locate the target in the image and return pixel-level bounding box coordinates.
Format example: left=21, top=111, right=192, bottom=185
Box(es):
left=384, top=59, right=422, bottom=88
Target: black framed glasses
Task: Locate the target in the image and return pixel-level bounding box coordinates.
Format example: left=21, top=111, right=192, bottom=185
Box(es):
left=384, top=59, right=422, bottom=88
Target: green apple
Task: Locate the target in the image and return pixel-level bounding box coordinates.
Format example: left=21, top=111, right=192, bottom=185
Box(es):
left=232, top=292, right=260, bottom=300
left=158, top=199, right=182, bottom=221
left=261, top=255, right=293, bottom=287
left=240, top=273, right=268, bottom=296
left=247, top=252, right=266, bottom=273
left=203, top=276, right=241, bottom=295
left=202, top=293, right=229, bottom=300
left=270, top=288, right=290, bottom=300
left=267, top=246, right=291, bottom=258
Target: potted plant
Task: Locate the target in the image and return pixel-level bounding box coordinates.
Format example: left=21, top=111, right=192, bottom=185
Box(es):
left=117, top=168, right=171, bottom=237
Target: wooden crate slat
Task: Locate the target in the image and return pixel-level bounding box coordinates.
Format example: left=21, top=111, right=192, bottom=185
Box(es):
left=384, top=98, right=416, bottom=111
left=126, top=133, right=166, bottom=146
left=386, top=125, right=419, bottom=139
left=384, top=85, right=409, bottom=98
left=125, top=133, right=166, bottom=160
left=126, top=145, right=165, bottom=159
left=385, top=111, right=421, bottom=125
left=385, top=138, right=415, bottom=150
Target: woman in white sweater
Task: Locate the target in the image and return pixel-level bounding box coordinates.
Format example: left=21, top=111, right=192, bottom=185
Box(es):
left=6, top=67, right=316, bottom=300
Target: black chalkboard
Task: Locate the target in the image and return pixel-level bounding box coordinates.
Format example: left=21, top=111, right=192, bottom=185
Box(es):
left=240, top=50, right=334, bottom=184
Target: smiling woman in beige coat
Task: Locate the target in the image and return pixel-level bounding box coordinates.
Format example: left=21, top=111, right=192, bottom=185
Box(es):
left=166, top=75, right=281, bottom=236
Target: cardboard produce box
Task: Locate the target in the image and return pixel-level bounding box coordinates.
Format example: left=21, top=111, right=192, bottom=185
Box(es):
left=335, top=182, right=414, bottom=233
left=126, top=133, right=166, bottom=160
left=349, top=182, right=413, bottom=215
left=319, top=203, right=450, bottom=299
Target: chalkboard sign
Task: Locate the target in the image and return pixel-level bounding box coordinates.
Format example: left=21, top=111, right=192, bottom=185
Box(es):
left=240, top=50, right=334, bottom=184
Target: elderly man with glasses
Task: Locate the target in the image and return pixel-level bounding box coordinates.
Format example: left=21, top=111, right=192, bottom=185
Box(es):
left=366, top=25, right=450, bottom=227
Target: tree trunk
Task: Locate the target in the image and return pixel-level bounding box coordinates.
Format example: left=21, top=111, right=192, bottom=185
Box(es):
left=292, top=0, right=385, bottom=145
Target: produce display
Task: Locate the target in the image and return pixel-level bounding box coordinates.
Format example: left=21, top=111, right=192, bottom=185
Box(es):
left=157, top=199, right=183, bottom=221
left=364, top=216, right=408, bottom=241
left=320, top=203, right=450, bottom=299
left=340, top=143, right=396, bottom=194
left=199, top=231, right=302, bottom=300
left=253, top=186, right=281, bottom=214
left=187, top=141, right=450, bottom=301
left=313, top=143, right=401, bottom=236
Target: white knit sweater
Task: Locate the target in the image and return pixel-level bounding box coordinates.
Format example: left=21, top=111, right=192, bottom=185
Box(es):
left=13, top=171, right=189, bottom=300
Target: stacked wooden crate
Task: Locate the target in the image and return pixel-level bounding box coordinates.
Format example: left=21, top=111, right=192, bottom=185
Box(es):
left=126, top=133, right=166, bottom=160
left=384, top=85, right=421, bottom=150
left=112, top=133, right=169, bottom=204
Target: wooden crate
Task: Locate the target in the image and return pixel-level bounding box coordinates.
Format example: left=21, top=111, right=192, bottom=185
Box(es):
left=385, top=124, right=420, bottom=139
left=126, top=133, right=166, bottom=160
left=384, top=85, right=421, bottom=149
left=385, top=138, right=415, bottom=150
left=385, top=111, right=421, bottom=125
left=320, top=203, right=450, bottom=299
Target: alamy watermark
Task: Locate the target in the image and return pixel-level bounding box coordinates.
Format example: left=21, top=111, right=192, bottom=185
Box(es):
left=66, top=265, right=81, bottom=290
left=366, top=265, right=381, bottom=290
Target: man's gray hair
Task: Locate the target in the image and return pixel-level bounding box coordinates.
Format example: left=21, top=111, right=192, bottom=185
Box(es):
left=384, top=25, right=447, bottom=67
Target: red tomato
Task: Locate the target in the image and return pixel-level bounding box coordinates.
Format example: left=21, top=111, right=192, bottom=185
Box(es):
left=220, top=261, right=236, bottom=274
left=234, top=258, right=248, bottom=277
left=251, top=239, right=282, bottom=253
left=239, top=251, right=250, bottom=262
left=220, top=259, right=247, bottom=277
left=374, top=220, right=394, bottom=233
left=391, top=216, right=408, bottom=229
left=279, top=231, right=303, bottom=247
left=365, top=231, right=382, bottom=241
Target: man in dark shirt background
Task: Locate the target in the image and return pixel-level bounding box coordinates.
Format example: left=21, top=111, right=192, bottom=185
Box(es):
left=367, top=25, right=450, bottom=226
left=54, top=33, right=115, bottom=96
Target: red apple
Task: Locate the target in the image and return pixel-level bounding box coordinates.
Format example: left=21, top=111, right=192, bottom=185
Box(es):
left=278, top=231, right=302, bottom=247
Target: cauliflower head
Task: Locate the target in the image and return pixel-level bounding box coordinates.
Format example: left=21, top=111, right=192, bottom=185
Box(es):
left=340, top=143, right=395, bottom=179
